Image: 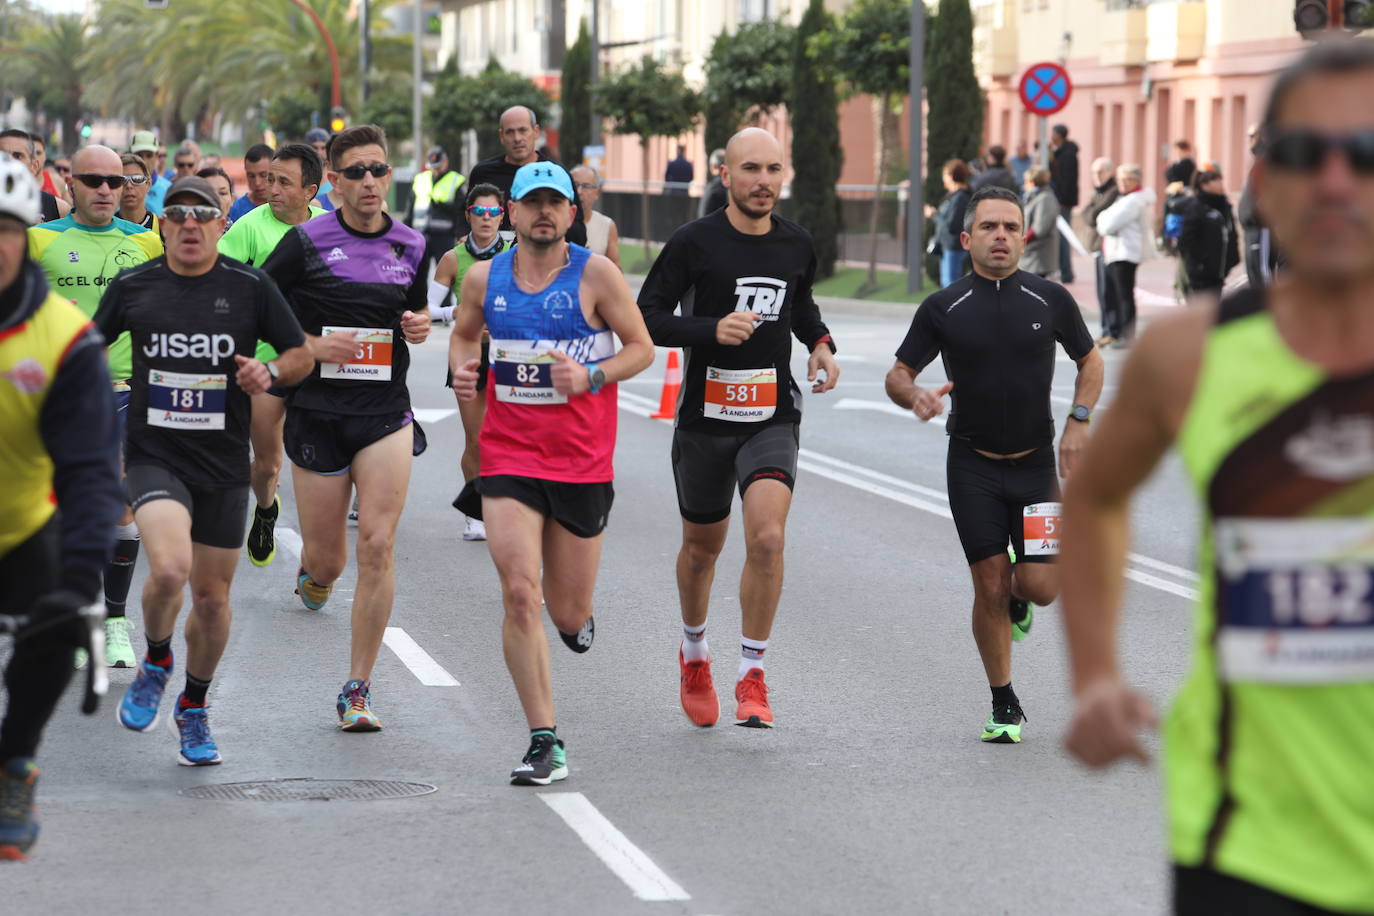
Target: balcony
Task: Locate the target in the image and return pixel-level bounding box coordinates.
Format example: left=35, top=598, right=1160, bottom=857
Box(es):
left=1100, top=4, right=1147, bottom=67
left=972, top=0, right=1018, bottom=79
left=1147, top=1, right=1207, bottom=63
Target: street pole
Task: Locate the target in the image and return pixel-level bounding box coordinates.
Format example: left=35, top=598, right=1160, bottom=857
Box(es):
left=360, top=0, right=370, bottom=107
left=1038, top=117, right=1048, bottom=168
left=413, top=0, right=422, bottom=171
left=589, top=0, right=601, bottom=147
left=906, top=0, right=925, bottom=294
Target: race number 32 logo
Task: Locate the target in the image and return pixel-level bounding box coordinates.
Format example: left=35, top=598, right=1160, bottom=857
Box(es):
left=733, top=277, right=788, bottom=326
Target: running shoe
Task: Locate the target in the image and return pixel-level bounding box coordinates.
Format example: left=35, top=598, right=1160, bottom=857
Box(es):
left=462, top=516, right=487, bottom=541
left=246, top=495, right=280, bottom=567
left=105, top=617, right=135, bottom=668
left=558, top=616, right=594, bottom=654
left=347, top=495, right=359, bottom=523
left=510, top=732, right=567, bottom=786
left=173, top=698, right=223, bottom=766
left=981, top=703, right=1027, bottom=744
left=337, top=679, right=381, bottom=731
left=295, top=567, right=331, bottom=611
left=1095, top=335, right=1116, bottom=348
left=118, top=658, right=171, bottom=732
left=1010, top=598, right=1034, bottom=642
left=73, top=647, right=87, bottom=670
left=0, top=758, right=39, bottom=861
left=679, top=650, right=719, bottom=727
left=734, top=668, right=773, bottom=728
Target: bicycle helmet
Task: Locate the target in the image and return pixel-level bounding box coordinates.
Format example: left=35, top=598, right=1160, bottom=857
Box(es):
left=0, top=156, right=41, bottom=225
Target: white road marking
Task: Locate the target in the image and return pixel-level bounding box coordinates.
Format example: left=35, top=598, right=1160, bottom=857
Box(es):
left=539, top=792, right=691, bottom=902
left=618, top=389, right=668, bottom=419
left=412, top=408, right=457, bottom=423
left=275, top=526, right=303, bottom=559
left=383, top=627, right=460, bottom=686
left=834, top=397, right=944, bottom=425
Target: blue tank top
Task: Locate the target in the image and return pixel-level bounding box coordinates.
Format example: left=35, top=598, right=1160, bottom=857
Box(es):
left=482, top=244, right=613, bottom=363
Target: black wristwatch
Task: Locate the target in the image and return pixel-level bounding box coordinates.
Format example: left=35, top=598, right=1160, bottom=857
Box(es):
left=586, top=364, right=607, bottom=395
left=1069, top=404, right=1092, bottom=423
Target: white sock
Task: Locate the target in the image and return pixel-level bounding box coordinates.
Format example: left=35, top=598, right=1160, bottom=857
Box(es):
left=739, top=636, right=768, bottom=680
left=681, top=623, right=709, bottom=662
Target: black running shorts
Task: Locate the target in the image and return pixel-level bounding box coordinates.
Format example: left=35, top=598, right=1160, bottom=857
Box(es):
left=946, top=437, right=1060, bottom=565
left=1174, top=866, right=1342, bottom=916
left=671, top=423, right=800, bottom=525
left=478, top=475, right=614, bottom=539
left=284, top=406, right=426, bottom=475
left=125, top=462, right=249, bottom=550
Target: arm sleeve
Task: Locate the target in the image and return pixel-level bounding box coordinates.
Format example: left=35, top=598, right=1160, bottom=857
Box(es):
left=257, top=274, right=307, bottom=353
left=39, top=328, right=122, bottom=600
left=894, top=300, right=941, bottom=373
left=636, top=233, right=719, bottom=347
left=259, top=227, right=306, bottom=297
left=1053, top=288, right=1095, bottom=361
left=790, top=248, right=832, bottom=350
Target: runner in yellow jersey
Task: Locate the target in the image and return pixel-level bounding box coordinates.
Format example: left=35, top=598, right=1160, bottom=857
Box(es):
left=27, top=145, right=162, bottom=670
left=1061, top=40, right=1374, bottom=914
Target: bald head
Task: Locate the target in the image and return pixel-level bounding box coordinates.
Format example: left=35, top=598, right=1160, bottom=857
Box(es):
left=499, top=106, right=540, bottom=165
left=724, top=128, right=782, bottom=169
left=72, top=145, right=122, bottom=174
left=722, top=128, right=784, bottom=224
left=69, top=145, right=124, bottom=227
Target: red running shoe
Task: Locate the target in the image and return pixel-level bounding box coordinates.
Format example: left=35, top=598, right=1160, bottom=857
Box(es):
left=679, top=649, right=719, bottom=727
left=734, top=668, right=773, bottom=728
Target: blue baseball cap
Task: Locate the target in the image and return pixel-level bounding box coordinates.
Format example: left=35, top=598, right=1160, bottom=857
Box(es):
left=510, top=162, right=574, bottom=201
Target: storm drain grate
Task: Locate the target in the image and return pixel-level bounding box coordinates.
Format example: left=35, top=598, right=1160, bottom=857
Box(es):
left=180, top=778, right=438, bottom=802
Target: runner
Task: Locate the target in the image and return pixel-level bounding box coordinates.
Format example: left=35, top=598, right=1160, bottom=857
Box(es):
left=305, top=129, right=337, bottom=212
left=432, top=182, right=506, bottom=541
left=130, top=131, right=170, bottom=217
left=227, top=143, right=273, bottom=222
left=97, top=177, right=310, bottom=765
left=196, top=167, right=235, bottom=224
left=638, top=128, right=840, bottom=729
left=1061, top=40, right=1374, bottom=914
left=451, top=161, right=652, bottom=783
left=0, top=157, right=122, bottom=859
left=884, top=185, right=1102, bottom=743
left=219, top=143, right=325, bottom=565
left=28, top=145, right=164, bottom=669
left=116, top=154, right=158, bottom=233
left=260, top=125, right=430, bottom=731
left=0, top=130, right=68, bottom=222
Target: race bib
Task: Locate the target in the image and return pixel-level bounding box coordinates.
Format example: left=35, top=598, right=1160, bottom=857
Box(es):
left=1215, top=518, right=1374, bottom=684
left=319, top=326, right=393, bottom=381
left=491, top=345, right=567, bottom=405
left=147, top=369, right=226, bottom=430
left=703, top=366, right=777, bottom=422
left=1022, top=502, right=1062, bottom=556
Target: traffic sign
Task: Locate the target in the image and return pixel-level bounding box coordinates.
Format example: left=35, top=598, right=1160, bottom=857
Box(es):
left=1019, top=62, right=1073, bottom=116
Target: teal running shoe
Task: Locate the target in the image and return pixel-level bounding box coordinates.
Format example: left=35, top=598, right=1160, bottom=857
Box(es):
left=118, top=658, right=171, bottom=732
left=295, top=567, right=332, bottom=611
left=510, top=732, right=567, bottom=785
left=337, top=679, right=381, bottom=731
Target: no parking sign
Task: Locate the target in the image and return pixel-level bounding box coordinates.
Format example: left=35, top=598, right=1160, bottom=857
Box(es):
left=1019, top=62, right=1073, bottom=116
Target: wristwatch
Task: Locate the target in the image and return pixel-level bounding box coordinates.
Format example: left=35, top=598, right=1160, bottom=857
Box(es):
left=266, top=360, right=280, bottom=381
left=586, top=364, right=607, bottom=395
left=1069, top=404, right=1092, bottom=423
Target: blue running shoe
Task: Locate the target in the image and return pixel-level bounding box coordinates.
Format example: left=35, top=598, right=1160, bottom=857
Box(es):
left=173, top=698, right=222, bottom=766
left=0, top=758, right=39, bottom=861
left=118, top=658, right=171, bottom=732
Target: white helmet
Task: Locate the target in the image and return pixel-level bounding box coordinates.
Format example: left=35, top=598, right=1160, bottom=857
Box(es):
left=0, top=156, right=41, bottom=225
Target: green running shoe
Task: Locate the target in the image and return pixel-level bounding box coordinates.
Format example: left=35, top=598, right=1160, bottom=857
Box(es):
left=510, top=732, right=567, bottom=786
left=981, top=703, right=1026, bottom=743
left=1010, top=598, right=1034, bottom=642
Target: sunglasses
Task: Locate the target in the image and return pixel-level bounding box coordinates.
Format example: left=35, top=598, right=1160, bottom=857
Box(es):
left=123, top=174, right=149, bottom=186
left=174, top=161, right=196, bottom=169
left=468, top=205, right=503, bottom=217
left=162, top=204, right=222, bottom=223
left=57, top=165, right=71, bottom=174
left=338, top=162, right=389, bottom=181
left=574, top=182, right=599, bottom=192
left=1265, top=128, right=1374, bottom=174
left=73, top=173, right=128, bottom=189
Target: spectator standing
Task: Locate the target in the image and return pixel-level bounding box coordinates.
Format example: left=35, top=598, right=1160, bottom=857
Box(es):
left=1020, top=167, right=1059, bottom=278
left=1094, top=163, right=1156, bottom=347
left=663, top=143, right=694, bottom=195
left=1049, top=123, right=1080, bottom=283
left=1163, top=139, right=1197, bottom=187
left=1176, top=169, right=1240, bottom=297
left=927, top=158, right=973, bottom=287
left=1238, top=123, right=1281, bottom=287
left=1009, top=140, right=1033, bottom=187
left=698, top=147, right=727, bottom=217
left=1078, top=157, right=1120, bottom=343
left=970, top=145, right=1019, bottom=193
left=571, top=165, right=621, bottom=269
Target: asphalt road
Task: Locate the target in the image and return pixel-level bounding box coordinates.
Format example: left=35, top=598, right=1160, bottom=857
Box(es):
left=5, top=303, right=1201, bottom=916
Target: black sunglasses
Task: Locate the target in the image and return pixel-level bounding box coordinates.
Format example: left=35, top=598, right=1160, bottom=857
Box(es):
left=162, top=204, right=222, bottom=223
left=338, top=162, right=389, bottom=181
left=174, top=160, right=196, bottom=169
left=1265, top=128, right=1374, bottom=174
left=73, top=173, right=128, bottom=189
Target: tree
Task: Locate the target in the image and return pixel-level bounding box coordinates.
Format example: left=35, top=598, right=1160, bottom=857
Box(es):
left=267, top=90, right=319, bottom=144
left=701, top=20, right=795, bottom=158
left=559, top=20, right=591, bottom=166
left=360, top=83, right=414, bottom=148
left=597, top=55, right=701, bottom=266
left=824, top=0, right=912, bottom=295
left=790, top=0, right=844, bottom=279
left=427, top=57, right=550, bottom=164
left=7, top=13, right=89, bottom=155
left=925, top=0, right=983, bottom=207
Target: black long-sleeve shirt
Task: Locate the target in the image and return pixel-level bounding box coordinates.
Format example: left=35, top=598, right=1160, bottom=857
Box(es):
left=637, top=210, right=832, bottom=435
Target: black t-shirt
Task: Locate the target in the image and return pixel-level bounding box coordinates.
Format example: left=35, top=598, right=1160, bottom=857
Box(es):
left=261, top=210, right=427, bottom=416
left=895, top=269, right=1094, bottom=454
left=637, top=209, right=832, bottom=435
left=93, top=255, right=305, bottom=487
left=458, top=151, right=587, bottom=245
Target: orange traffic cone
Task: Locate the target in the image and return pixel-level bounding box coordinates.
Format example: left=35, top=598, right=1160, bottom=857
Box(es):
left=651, top=350, right=682, bottom=419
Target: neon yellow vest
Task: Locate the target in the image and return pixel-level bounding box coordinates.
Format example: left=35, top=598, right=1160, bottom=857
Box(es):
left=0, top=292, right=94, bottom=557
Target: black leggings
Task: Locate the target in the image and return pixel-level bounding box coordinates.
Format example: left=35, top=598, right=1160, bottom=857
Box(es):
left=1105, top=260, right=1138, bottom=341
left=1175, top=866, right=1355, bottom=916
left=0, top=517, right=77, bottom=762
